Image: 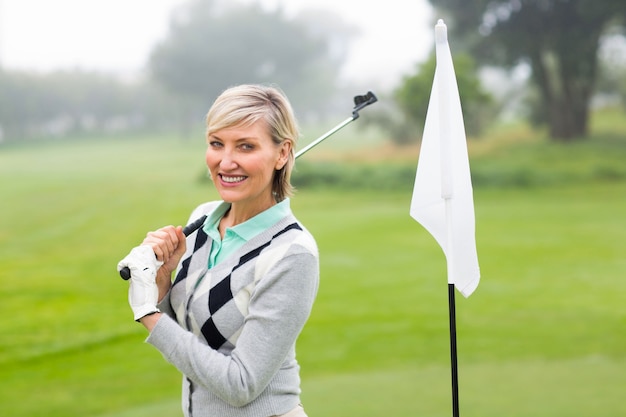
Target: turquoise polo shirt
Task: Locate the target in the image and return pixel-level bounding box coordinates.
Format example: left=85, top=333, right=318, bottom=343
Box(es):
left=202, top=199, right=291, bottom=268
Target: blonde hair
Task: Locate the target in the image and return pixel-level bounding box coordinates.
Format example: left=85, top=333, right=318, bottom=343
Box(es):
left=205, top=84, right=299, bottom=202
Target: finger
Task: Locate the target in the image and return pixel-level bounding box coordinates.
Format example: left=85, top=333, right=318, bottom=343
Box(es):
left=173, top=226, right=187, bottom=256
left=162, top=226, right=181, bottom=249
left=159, top=227, right=180, bottom=262
left=142, top=235, right=169, bottom=263
left=152, top=243, right=167, bottom=263
left=147, top=228, right=176, bottom=257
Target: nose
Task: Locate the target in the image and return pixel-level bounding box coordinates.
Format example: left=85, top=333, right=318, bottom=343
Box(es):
left=206, top=146, right=238, bottom=172
left=218, top=149, right=238, bottom=171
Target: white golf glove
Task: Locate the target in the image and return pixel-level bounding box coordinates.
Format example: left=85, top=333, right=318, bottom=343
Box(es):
left=117, top=245, right=163, bottom=321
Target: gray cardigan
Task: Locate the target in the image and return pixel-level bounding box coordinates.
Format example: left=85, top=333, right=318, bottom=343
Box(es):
left=146, top=201, right=319, bottom=417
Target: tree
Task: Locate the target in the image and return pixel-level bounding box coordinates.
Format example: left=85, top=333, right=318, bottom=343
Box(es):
left=428, top=0, right=626, bottom=141
left=0, top=69, right=171, bottom=142
left=395, top=52, right=494, bottom=140
left=148, top=0, right=346, bottom=131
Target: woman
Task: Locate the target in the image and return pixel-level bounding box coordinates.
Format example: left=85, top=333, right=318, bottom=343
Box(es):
left=118, top=84, right=319, bottom=417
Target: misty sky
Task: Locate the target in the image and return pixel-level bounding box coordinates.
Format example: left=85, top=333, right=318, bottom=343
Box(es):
left=0, top=0, right=435, bottom=88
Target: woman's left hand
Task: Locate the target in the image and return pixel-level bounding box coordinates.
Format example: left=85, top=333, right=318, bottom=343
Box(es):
left=141, top=225, right=187, bottom=300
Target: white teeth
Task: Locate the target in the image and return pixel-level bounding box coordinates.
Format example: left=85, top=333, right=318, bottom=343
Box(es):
left=221, top=175, right=246, bottom=183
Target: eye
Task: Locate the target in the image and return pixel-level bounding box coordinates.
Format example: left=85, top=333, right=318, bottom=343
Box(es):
left=208, top=140, right=223, bottom=149
left=239, top=143, right=255, bottom=151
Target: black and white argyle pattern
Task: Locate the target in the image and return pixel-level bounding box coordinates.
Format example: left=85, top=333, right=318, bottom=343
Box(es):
left=170, top=217, right=303, bottom=352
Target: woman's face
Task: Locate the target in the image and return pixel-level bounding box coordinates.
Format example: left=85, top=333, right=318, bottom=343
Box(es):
left=206, top=120, right=290, bottom=211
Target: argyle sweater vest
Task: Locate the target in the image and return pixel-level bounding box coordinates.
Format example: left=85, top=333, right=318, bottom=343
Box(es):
left=147, top=201, right=319, bottom=417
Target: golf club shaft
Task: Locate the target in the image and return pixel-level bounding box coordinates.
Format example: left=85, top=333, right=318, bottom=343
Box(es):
left=120, top=91, right=377, bottom=280
left=294, top=116, right=353, bottom=159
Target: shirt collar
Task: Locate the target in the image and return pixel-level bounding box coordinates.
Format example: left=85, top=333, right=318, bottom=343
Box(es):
left=203, top=198, right=291, bottom=242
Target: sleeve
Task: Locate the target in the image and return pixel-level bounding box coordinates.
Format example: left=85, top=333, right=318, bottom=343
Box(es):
left=145, top=244, right=319, bottom=407
left=156, top=290, right=175, bottom=318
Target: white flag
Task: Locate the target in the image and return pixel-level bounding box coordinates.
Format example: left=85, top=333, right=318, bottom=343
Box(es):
left=409, top=19, right=480, bottom=297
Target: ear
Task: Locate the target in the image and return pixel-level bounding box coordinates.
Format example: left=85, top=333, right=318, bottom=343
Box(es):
left=275, top=140, right=292, bottom=170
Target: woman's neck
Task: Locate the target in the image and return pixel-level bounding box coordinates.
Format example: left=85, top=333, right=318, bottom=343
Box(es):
left=220, top=197, right=276, bottom=232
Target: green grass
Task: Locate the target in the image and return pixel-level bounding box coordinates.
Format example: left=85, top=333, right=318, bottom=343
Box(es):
left=1, top=127, right=625, bottom=416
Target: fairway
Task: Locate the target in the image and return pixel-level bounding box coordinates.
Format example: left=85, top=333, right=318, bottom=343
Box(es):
left=1, top=137, right=625, bottom=416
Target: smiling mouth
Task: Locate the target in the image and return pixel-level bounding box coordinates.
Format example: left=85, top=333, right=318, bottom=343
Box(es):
left=220, top=174, right=247, bottom=183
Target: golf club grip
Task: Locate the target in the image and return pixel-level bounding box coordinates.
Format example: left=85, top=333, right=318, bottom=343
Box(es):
left=119, top=215, right=207, bottom=280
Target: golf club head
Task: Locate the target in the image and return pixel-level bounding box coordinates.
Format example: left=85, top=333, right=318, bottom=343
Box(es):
left=352, top=91, right=378, bottom=119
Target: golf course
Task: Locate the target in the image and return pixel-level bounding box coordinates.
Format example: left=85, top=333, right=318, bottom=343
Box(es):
left=1, top=110, right=625, bottom=416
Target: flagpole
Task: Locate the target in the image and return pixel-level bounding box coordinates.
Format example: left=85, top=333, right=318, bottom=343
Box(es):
left=438, top=18, right=460, bottom=416
left=446, top=199, right=460, bottom=417
left=448, top=282, right=460, bottom=417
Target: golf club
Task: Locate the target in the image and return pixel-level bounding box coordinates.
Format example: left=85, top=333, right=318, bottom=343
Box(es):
left=120, top=91, right=377, bottom=280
